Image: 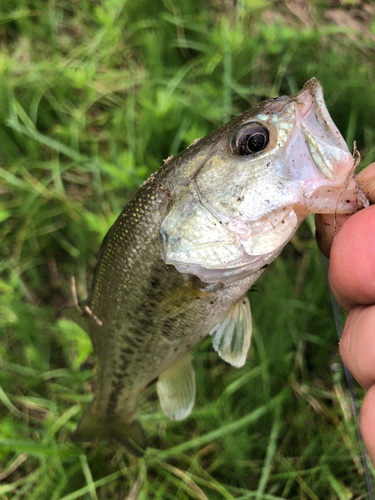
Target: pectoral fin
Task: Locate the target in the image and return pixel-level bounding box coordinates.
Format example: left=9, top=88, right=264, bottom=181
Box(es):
left=209, top=296, right=252, bottom=368
left=156, top=353, right=196, bottom=420
left=151, top=281, right=209, bottom=319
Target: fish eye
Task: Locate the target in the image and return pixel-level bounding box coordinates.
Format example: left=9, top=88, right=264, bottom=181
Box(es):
left=230, top=123, right=269, bottom=156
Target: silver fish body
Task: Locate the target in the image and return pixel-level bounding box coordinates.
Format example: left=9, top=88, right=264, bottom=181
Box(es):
left=68, top=78, right=367, bottom=454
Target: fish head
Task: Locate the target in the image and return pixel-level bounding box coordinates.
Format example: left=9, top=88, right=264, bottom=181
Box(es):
left=160, top=78, right=368, bottom=284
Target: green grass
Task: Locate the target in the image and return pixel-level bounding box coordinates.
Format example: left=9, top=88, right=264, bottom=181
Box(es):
left=1, top=0, right=375, bottom=498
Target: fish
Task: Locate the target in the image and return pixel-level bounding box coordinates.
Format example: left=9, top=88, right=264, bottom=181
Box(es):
left=66, top=78, right=367, bottom=455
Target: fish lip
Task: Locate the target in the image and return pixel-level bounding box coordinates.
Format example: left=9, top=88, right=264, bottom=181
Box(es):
left=293, top=178, right=369, bottom=216
left=295, top=78, right=335, bottom=133
left=295, top=78, right=353, bottom=181
left=296, top=78, right=343, bottom=148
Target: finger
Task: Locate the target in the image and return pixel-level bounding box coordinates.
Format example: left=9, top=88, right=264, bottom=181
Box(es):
left=315, top=162, right=375, bottom=258
left=339, top=305, right=375, bottom=390
left=329, top=205, right=375, bottom=312
left=359, top=384, right=375, bottom=467
left=315, top=214, right=349, bottom=258
left=356, top=162, right=375, bottom=204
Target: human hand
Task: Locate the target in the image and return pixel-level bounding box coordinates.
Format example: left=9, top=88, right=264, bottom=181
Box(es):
left=315, top=163, right=375, bottom=464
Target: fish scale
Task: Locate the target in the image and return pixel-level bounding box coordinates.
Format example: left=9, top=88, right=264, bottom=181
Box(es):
left=70, top=168, right=255, bottom=449
left=67, top=78, right=367, bottom=454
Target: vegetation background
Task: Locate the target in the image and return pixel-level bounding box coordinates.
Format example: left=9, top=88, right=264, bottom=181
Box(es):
left=1, top=0, right=375, bottom=498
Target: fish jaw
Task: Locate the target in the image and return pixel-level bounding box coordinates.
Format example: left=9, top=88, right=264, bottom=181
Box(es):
left=294, top=78, right=352, bottom=182
left=291, top=78, right=368, bottom=215
left=294, top=177, right=369, bottom=216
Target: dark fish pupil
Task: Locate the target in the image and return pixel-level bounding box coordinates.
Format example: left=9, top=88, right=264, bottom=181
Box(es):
left=231, top=123, right=269, bottom=156
left=247, top=133, right=265, bottom=153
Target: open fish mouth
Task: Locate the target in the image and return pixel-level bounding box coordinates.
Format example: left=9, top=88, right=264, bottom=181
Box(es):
left=292, top=78, right=368, bottom=215
left=295, top=78, right=353, bottom=182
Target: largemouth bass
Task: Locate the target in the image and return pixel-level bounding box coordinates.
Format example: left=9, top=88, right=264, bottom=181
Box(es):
left=67, top=78, right=367, bottom=454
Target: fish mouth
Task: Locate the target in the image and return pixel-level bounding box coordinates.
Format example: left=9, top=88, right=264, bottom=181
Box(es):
left=291, top=79, right=368, bottom=215
left=295, top=78, right=353, bottom=182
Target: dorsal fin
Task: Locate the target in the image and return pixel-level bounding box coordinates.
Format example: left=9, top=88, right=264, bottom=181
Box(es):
left=209, top=296, right=252, bottom=368
left=156, top=353, right=196, bottom=420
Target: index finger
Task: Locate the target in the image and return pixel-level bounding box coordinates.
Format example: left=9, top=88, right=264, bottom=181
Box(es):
left=315, top=162, right=375, bottom=260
